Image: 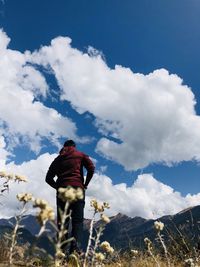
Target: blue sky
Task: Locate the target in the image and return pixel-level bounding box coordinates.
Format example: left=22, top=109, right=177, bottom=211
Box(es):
left=1, top=0, right=200, bottom=219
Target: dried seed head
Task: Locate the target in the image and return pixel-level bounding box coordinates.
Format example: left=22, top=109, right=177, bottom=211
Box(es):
left=184, top=258, right=195, bottom=267
left=33, top=198, right=55, bottom=225
left=100, top=241, right=114, bottom=254
left=36, top=205, right=55, bottom=226
left=76, top=187, right=84, bottom=200
left=90, top=199, right=109, bottom=213
left=58, top=186, right=83, bottom=202
left=0, top=171, right=28, bottom=183
left=95, top=252, right=105, bottom=261
left=131, top=249, right=139, bottom=257
left=16, top=193, right=33, bottom=203
left=103, top=202, right=110, bottom=209
left=33, top=198, right=48, bottom=209
left=15, top=175, right=27, bottom=183
left=101, top=214, right=110, bottom=224
left=154, top=221, right=164, bottom=232
left=0, top=171, right=7, bottom=178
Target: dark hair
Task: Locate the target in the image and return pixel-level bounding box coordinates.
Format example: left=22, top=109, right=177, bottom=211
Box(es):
left=64, top=140, right=76, bottom=147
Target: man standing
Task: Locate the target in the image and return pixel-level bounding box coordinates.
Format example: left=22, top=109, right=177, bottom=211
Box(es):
left=45, top=140, right=95, bottom=254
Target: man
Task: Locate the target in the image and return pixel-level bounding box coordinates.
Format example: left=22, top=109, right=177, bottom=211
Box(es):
left=45, top=140, right=95, bottom=254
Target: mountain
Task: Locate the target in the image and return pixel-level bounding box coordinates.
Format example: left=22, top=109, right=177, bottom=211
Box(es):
left=0, top=216, right=56, bottom=255
left=0, top=215, right=55, bottom=236
left=99, top=205, right=200, bottom=252
left=1, top=205, right=200, bottom=254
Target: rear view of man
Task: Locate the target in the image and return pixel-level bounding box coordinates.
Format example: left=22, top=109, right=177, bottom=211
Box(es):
left=45, top=140, right=95, bottom=254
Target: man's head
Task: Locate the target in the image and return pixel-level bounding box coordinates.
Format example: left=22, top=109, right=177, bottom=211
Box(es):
left=64, top=140, right=76, bottom=147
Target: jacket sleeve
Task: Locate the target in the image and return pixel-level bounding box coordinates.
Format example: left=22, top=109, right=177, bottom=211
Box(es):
left=82, top=154, right=95, bottom=187
left=45, top=158, right=59, bottom=190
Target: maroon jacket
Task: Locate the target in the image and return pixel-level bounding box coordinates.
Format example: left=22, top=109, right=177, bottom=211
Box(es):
left=45, top=146, right=95, bottom=189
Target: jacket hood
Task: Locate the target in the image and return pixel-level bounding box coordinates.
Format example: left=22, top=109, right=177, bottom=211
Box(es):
left=59, top=146, right=76, bottom=156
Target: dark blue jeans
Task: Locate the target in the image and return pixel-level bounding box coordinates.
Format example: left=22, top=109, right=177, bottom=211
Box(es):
left=56, top=188, right=85, bottom=254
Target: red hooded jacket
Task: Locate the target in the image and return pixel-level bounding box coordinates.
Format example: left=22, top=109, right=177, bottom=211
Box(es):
left=45, top=146, right=95, bottom=189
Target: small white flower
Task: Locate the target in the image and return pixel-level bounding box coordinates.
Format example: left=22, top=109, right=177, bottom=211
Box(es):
left=100, top=241, right=114, bottom=253
left=95, top=252, right=105, bottom=261
left=15, top=174, right=27, bottom=183
left=76, top=187, right=84, bottom=200
left=154, top=221, right=164, bottom=231
left=0, top=171, right=7, bottom=178
left=185, top=258, right=195, bottom=267
left=33, top=198, right=55, bottom=225
left=33, top=198, right=48, bottom=209
left=131, top=249, right=139, bottom=256
left=16, top=193, right=33, bottom=203
left=90, top=199, right=106, bottom=213
left=36, top=205, right=55, bottom=226
left=58, top=186, right=83, bottom=202
left=103, top=202, right=110, bottom=209
left=109, top=246, right=114, bottom=253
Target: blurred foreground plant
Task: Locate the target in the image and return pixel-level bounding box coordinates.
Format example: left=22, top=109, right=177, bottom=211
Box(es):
left=83, top=199, right=111, bottom=267
left=154, top=221, right=171, bottom=267
left=0, top=171, right=27, bottom=197
left=6, top=192, right=33, bottom=266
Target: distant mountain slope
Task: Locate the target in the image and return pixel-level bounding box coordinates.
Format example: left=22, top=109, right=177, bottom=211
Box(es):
left=0, top=205, right=200, bottom=253
left=0, top=214, right=56, bottom=235
left=100, top=205, right=200, bottom=250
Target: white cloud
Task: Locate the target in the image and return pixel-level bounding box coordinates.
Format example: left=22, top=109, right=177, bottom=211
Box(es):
left=85, top=173, right=200, bottom=219
left=28, top=36, right=200, bottom=170
left=1, top=153, right=200, bottom=220
left=99, top=165, right=108, bottom=173
left=0, top=29, right=86, bottom=154
left=0, top=135, right=10, bottom=167
left=0, top=152, right=57, bottom=218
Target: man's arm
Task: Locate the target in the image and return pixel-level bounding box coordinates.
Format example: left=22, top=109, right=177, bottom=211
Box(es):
left=82, top=154, right=95, bottom=188
left=45, top=159, right=58, bottom=190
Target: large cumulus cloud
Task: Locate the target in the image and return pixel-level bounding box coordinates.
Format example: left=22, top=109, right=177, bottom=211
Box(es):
left=0, top=30, right=86, bottom=154
left=27, top=36, right=200, bottom=170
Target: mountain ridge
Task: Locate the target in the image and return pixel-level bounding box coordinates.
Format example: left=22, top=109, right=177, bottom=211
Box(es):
left=0, top=205, right=199, bottom=254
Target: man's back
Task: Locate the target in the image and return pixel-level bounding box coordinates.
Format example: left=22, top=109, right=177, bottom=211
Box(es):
left=46, top=145, right=95, bottom=189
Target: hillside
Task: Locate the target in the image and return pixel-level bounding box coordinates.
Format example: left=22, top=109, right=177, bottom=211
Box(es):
left=0, top=205, right=199, bottom=254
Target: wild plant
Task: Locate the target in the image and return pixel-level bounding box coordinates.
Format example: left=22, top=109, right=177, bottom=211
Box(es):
left=0, top=171, right=27, bottom=199
left=83, top=199, right=112, bottom=267
left=144, top=236, right=161, bottom=267
left=26, top=197, right=55, bottom=266
left=0, top=171, right=28, bottom=266
left=5, top=192, right=33, bottom=266
left=154, top=220, right=171, bottom=267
